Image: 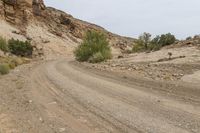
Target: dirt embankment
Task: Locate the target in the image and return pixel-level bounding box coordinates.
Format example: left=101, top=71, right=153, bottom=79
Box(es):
left=85, top=46, right=200, bottom=83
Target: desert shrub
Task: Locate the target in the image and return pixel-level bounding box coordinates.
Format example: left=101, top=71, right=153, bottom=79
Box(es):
left=158, top=33, right=176, bottom=46
left=11, top=57, right=23, bottom=66
left=148, top=43, right=162, bottom=51
left=8, top=62, right=16, bottom=69
left=132, top=32, right=151, bottom=52
left=8, top=38, right=33, bottom=57
left=138, top=32, right=151, bottom=49
left=89, top=52, right=104, bottom=63
left=150, top=33, right=176, bottom=47
left=0, top=63, right=10, bottom=75
left=74, top=30, right=111, bottom=63
left=132, top=41, right=145, bottom=52
left=186, top=36, right=192, bottom=40
left=0, top=36, right=9, bottom=52
left=133, top=33, right=176, bottom=53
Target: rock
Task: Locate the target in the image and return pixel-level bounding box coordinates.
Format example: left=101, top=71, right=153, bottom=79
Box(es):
left=118, top=55, right=124, bottom=59
left=179, top=73, right=184, bottom=76
left=39, top=117, right=44, bottom=123
left=42, top=39, right=50, bottom=43
left=59, top=128, right=66, bottom=132
left=29, top=100, right=32, bottom=103
left=32, top=0, right=46, bottom=16
left=111, top=64, right=117, bottom=67
left=26, top=36, right=32, bottom=41
left=12, top=30, right=21, bottom=34
left=60, top=14, right=72, bottom=25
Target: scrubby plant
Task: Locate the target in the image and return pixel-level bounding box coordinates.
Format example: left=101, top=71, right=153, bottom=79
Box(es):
left=0, top=36, right=9, bottom=53
left=74, top=30, right=111, bottom=63
left=8, top=38, right=33, bottom=57
left=139, top=32, right=151, bottom=49
left=186, top=36, right=192, bottom=40
left=11, top=57, right=23, bottom=66
left=168, top=52, right=172, bottom=59
left=133, top=33, right=176, bottom=53
left=132, top=32, right=151, bottom=52
left=150, top=33, right=176, bottom=47
left=148, top=43, right=162, bottom=51
left=132, top=40, right=145, bottom=52
left=158, top=33, right=176, bottom=46
left=0, top=63, right=10, bottom=75
left=89, top=52, right=104, bottom=63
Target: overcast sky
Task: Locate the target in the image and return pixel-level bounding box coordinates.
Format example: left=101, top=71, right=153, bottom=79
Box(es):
left=44, top=0, right=200, bottom=39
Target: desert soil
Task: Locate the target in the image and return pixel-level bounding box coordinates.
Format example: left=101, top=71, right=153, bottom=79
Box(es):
left=0, top=58, right=200, bottom=133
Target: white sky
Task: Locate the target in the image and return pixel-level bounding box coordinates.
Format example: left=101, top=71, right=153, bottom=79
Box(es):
left=44, top=0, right=200, bottom=39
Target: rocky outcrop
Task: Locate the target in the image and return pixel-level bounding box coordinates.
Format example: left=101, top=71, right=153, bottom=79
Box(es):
left=0, top=0, right=4, bottom=17
left=32, top=0, right=45, bottom=15
left=0, top=0, right=135, bottom=58
left=1, top=0, right=45, bottom=24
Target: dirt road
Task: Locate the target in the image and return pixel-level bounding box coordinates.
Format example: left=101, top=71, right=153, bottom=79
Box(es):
left=1, top=59, right=200, bottom=133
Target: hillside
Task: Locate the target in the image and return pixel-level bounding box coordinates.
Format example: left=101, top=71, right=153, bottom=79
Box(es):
left=0, top=0, right=134, bottom=59
left=1, top=1, right=200, bottom=133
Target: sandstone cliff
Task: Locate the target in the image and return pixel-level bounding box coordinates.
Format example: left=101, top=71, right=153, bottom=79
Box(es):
left=0, top=0, right=135, bottom=58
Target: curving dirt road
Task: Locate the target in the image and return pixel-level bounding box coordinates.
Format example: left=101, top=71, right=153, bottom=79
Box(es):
left=1, top=59, right=200, bottom=133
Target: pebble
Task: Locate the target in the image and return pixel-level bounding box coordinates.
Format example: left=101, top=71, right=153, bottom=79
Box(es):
left=59, top=128, right=66, bottom=132
left=29, top=100, right=32, bottom=103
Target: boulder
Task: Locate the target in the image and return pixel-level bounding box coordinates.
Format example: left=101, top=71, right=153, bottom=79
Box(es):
left=32, top=0, right=45, bottom=16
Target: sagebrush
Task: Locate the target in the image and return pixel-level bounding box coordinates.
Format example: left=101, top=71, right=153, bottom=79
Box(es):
left=0, top=63, right=10, bottom=75
left=0, top=36, right=9, bottom=52
left=74, top=30, right=111, bottom=63
left=8, top=38, right=33, bottom=57
left=133, top=33, right=176, bottom=53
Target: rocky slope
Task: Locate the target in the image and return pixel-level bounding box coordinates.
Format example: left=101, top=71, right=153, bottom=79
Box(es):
left=0, top=0, right=135, bottom=59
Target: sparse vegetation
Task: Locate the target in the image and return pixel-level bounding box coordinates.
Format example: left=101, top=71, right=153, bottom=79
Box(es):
left=0, top=63, right=10, bottom=75
left=8, top=38, right=33, bottom=57
left=186, top=36, right=192, bottom=40
left=133, top=33, right=176, bottom=53
left=168, top=52, right=173, bottom=59
left=0, top=36, right=9, bottom=53
left=74, top=30, right=111, bottom=63
left=0, top=36, right=33, bottom=57
left=0, top=36, right=32, bottom=75
left=0, top=56, right=30, bottom=75
left=89, top=52, right=104, bottom=63
left=156, top=33, right=176, bottom=46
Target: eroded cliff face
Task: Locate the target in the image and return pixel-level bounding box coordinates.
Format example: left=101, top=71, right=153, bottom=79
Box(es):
left=0, top=0, right=135, bottom=58
left=0, top=0, right=45, bottom=24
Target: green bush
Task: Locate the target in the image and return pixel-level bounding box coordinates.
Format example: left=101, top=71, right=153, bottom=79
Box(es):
left=0, top=63, right=10, bottom=75
left=0, top=36, right=9, bottom=52
left=186, top=36, right=192, bottom=40
left=158, top=33, right=176, bottom=46
left=132, top=33, right=176, bottom=53
left=148, top=43, right=162, bottom=51
left=74, top=30, right=111, bottom=63
left=8, top=38, right=33, bottom=57
left=132, top=32, right=151, bottom=52
left=138, top=32, right=151, bottom=49
left=89, top=52, right=105, bottom=63
left=132, top=40, right=145, bottom=52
